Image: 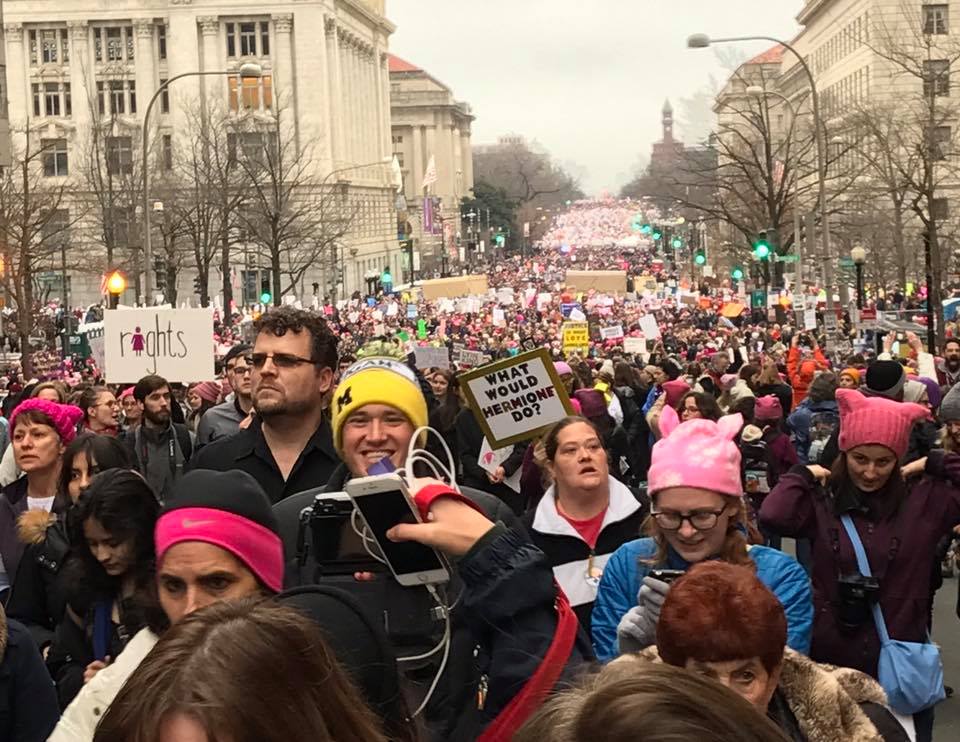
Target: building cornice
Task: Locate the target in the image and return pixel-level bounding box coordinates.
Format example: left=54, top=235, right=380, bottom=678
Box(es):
left=797, top=0, right=832, bottom=26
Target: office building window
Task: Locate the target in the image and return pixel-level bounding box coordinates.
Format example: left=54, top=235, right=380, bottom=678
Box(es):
left=162, top=134, right=173, bottom=170
left=32, top=81, right=70, bottom=117
left=94, top=26, right=135, bottom=63
left=160, top=81, right=169, bottom=113
left=228, top=75, right=273, bottom=111
left=107, top=136, right=133, bottom=175
left=924, top=5, right=948, bottom=35
left=226, top=20, right=270, bottom=58
left=41, top=138, right=68, bottom=176
left=158, top=25, right=167, bottom=60
left=924, top=59, right=950, bottom=97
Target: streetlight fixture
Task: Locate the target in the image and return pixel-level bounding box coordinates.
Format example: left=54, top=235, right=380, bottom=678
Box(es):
left=688, top=33, right=837, bottom=314
left=141, top=62, right=263, bottom=305
left=851, top=244, right=867, bottom=310
left=106, top=270, right=127, bottom=309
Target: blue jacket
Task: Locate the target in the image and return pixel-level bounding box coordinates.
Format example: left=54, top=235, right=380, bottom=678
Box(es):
left=591, top=538, right=813, bottom=663
left=786, top=399, right=838, bottom=464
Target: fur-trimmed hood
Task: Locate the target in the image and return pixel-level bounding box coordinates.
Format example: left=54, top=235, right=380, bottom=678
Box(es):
left=625, top=647, right=888, bottom=742
left=17, top=508, right=58, bottom=545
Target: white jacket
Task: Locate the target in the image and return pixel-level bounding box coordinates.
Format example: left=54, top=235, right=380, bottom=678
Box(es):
left=47, top=627, right=159, bottom=741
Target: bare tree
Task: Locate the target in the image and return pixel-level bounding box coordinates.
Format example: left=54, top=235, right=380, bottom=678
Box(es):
left=854, top=0, right=960, bottom=346
left=232, top=107, right=356, bottom=305
left=0, top=133, right=79, bottom=377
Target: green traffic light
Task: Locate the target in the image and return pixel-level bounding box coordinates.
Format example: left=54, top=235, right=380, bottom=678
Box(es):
left=260, top=292, right=272, bottom=303
left=672, top=237, right=683, bottom=249
left=753, top=241, right=771, bottom=259
left=640, top=224, right=652, bottom=235
left=695, top=252, right=706, bottom=266
left=652, top=230, right=662, bottom=241
left=732, top=267, right=744, bottom=280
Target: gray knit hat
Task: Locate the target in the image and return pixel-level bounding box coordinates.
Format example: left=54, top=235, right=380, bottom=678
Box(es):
left=941, top=383, right=960, bottom=423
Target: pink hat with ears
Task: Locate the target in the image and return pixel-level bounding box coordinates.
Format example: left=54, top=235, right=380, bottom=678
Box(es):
left=647, top=406, right=744, bottom=497
left=836, top=388, right=929, bottom=460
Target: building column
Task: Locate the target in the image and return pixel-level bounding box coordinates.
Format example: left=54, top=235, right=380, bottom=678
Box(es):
left=461, top=129, right=473, bottom=192
left=378, top=51, right=391, bottom=161
left=66, top=22, right=91, bottom=130
left=348, top=41, right=360, bottom=163
left=4, top=23, right=26, bottom=136
left=133, top=21, right=156, bottom=126
left=317, top=17, right=333, bottom=169
left=341, top=37, right=353, bottom=163
left=411, top=125, right=424, bottom=198
left=451, top=126, right=462, bottom=203
left=360, top=46, right=371, bottom=163
left=271, top=14, right=293, bottom=110
left=197, top=16, right=222, bottom=101
left=326, top=19, right=344, bottom=169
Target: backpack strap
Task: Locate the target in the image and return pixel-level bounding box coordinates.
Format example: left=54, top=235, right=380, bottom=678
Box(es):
left=839, top=514, right=891, bottom=644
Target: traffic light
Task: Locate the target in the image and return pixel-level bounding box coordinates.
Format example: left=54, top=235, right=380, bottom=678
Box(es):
left=651, top=228, right=662, bottom=241
left=731, top=266, right=745, bottom=281
left=640, top=223, right=652, bottom=235
left=193, top=276, right=202, bottom=294
left=671, top=235, right=683, bottom=249
left=753, top=233, right=771, bottom=260
left=694, top=248, right=707, bottom=266
left=495, top=231, right=506, bottom=248
left=260, top=271, right=272, bottom=304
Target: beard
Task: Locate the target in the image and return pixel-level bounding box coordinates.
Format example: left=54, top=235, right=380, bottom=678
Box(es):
left=144, top=407, right=170, bottom=427
left=254, top=389, right=313, bottom=419
left=947, top=357, right=960, bottom=372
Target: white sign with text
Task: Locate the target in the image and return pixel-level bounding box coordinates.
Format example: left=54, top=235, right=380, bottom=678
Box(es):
left=104, top=308, right=215, bottom=383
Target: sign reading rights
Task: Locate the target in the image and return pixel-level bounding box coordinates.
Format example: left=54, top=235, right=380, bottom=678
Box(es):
left=104, top=308, right=215, bottom=382
left=459, top=348, right=574, bottom=447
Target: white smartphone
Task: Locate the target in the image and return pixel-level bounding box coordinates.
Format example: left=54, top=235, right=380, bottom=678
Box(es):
left=345, top=473, right=451, bottom=587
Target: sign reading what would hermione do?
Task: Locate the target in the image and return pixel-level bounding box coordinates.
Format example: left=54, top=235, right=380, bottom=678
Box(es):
left=458, top=348, right=574, bottom=448
left=103, top=308, right=215, bottom=383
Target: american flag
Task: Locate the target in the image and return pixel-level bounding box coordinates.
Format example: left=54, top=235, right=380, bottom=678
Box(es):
left=772, top=159, right=785, bottom=187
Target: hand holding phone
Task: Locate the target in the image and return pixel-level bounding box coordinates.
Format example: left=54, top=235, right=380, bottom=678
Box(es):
left=387, top=479, right=495, bottom=557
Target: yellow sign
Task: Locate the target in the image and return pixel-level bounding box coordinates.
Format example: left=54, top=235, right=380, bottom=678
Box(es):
left=562, top=322, right=590, bottom=354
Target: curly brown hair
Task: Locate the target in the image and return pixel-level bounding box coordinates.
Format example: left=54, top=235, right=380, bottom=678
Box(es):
left=254, top=306, right=338, bottom=371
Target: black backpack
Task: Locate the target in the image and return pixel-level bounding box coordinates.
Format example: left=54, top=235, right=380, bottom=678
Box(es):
left=740, top=428, right=780, bottom=506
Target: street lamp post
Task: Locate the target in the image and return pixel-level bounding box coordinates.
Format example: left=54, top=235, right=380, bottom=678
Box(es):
left=688, top=33, right=837, bottom=315
left=851, top=244, right=866, bottom=310
left=141, top=63, right=262, bottom=305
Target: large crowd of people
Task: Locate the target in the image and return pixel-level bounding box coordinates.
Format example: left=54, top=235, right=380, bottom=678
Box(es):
left=1, top=198, right=959, bottom=740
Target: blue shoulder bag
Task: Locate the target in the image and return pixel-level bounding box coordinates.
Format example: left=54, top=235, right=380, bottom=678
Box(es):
left=840, top=514, right=945, bottom=715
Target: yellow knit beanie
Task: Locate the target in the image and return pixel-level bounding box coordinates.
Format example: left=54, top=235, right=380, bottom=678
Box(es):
left=330, top=356, right=428, bottom=455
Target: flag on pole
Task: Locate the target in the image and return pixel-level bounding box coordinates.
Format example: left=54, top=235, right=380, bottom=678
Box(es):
left=391, top=155, right=404, bottom=193
left=421, top=154, right=437, bottom=191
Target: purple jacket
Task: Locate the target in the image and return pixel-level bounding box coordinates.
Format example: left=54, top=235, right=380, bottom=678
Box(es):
left=760, top=451, right=960, bottom=678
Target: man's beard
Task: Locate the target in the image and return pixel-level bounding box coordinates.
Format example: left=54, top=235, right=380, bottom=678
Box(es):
left=947, top=357, right=960, bottom=372
left=255, top=391, right=313, bottom=419
left=144, top=408, right=170, bottom=426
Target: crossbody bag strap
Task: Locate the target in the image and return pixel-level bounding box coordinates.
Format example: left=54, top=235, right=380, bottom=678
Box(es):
left=839, top=514, right=890, bottom=644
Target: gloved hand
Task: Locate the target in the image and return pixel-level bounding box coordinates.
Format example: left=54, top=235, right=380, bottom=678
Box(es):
left=616, top=576, right=672, bottom=654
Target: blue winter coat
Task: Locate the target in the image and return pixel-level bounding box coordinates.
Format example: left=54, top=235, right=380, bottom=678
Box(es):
left=786, top=399, right=839, bottom=464
left=591, top=537, right=813, bottom=663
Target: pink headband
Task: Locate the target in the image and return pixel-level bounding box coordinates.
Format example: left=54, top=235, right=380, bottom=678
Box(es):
left=155, top=507, right=284, bottom=593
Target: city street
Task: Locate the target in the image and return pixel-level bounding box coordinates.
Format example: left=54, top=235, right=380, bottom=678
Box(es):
left=934, top=577, right=960, bottom=737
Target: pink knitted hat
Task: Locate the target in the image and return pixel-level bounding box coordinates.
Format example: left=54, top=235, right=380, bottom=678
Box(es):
left=754, top=395, right=783, bottom=422
left=662, top=379, right=692, bottom=408
left=647, top=406, right=744, bottom=497
left=836, top=388, right=928, bottom=459
left=10, top=398, right=84, bottom=444
left=192, top=381, right=221, bottom=404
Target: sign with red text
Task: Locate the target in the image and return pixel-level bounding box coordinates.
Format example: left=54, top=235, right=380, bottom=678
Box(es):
left=103, top=308, right=215, bottom=383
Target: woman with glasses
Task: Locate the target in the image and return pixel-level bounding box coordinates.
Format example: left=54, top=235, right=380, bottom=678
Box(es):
left=78, top=387, right=120, bottom=437
left=591, top=406, right=812, bottom=663
left=522, top=417, right=648, bottom=634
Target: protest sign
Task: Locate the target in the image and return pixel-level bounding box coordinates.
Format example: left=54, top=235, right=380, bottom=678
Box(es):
left=803, top=308, right=817, bottom=330
left=560, top=302, right=581, bottom=318
left=638, top=314, right=660, bottom=340
left=537, top=292, right=552, bottom=310
left=492, top=308, right=506, bottom=326
left=600, top=325, right=624, bottom=340
left=103, top=308, right=214, bottom=383
left=623, top=337, right=646, bottom=355
left=386, top=303, right=398, bottom=317
left=405, top=304, right=417, bottom=319
left=459, top=348, right=574, bottom=448
left=564, top=270, right=627, bottom=293
left=496, top=288, right=515, bottom=305
left=419, top=275, right=488, bottom=300
left=478, top=437, right=522, bottom=493
left=413, top=346, right=450, bottom=370
left=454, top=347, right=489, bottom=367
left=568, top=307, right=587, bottom=322
left=562, top=322, right=590, bottom=354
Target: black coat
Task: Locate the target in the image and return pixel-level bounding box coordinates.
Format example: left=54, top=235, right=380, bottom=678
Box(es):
left=454, top=408, right=526, bottom=514
left=0, top=479, right=29, bottom=593
left=0, top=615, right=59, bottom=742
left=189, top=417, right=340, bottom=504
left=5, top=514, right=71, bottom=650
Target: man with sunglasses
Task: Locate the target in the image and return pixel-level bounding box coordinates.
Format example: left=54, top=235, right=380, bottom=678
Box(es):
left=190, top=307, right=340, bottom=503
left=197, top=344, right=254, bottom=447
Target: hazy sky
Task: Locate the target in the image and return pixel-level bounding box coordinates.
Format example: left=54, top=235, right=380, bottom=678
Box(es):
left=388, top=0, right=800, bottom=196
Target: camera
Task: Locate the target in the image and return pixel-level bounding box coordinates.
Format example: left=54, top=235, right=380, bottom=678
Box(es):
left=835, top=573, right=880, bottom=631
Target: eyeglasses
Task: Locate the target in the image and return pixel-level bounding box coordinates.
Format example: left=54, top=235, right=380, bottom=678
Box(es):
left=248, top=352, right=317, bottom=369
left=95, top=401, right=120, bottom=409
left=227, top=363, right=252, bottom=375
left=650, top=509, right=725, bottom=531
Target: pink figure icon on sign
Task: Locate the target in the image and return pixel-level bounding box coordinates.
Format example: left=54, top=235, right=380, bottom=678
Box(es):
left=131, top=327, right=145, bottom=356
left=482, top=452, right=495, bottom=465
